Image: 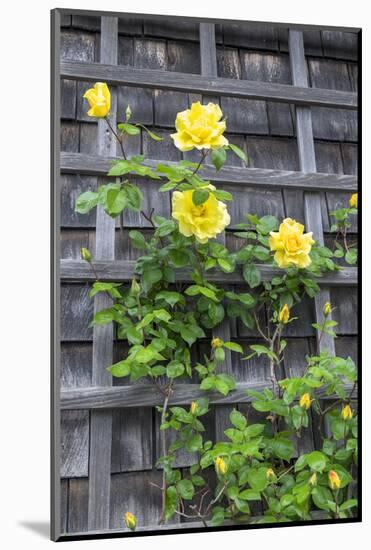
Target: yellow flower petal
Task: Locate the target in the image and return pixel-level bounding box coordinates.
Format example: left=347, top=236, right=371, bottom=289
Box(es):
left=269, top=218, right=315, bottom=269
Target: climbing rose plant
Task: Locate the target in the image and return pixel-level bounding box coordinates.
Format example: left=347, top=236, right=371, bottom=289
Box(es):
left=75, top=83, right=358, bottom=530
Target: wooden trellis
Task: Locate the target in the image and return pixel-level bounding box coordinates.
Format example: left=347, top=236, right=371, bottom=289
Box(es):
left=52, top=9, right=359, bottom=540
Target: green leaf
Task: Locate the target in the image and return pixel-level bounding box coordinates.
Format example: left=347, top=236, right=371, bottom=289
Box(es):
left=256, top=215, right=279, bottom=235
left=215, top=373, right=236, bottom=396
left=211, top=147, right=227, bottom=171
left=345, top=249, right=357, bottom=265
left=217, top=258, right=234, bottom=272
left=155, top=290, right=184, bottom=307
left=213, top=189, right=233, bottom=201
left=271, top=437, right=295, bottom=461
left=169, top=249, right=190, bottom=267
left=129, top=229, right=148, bottom=250
left=108, top=360, right=131, bottom=378
left=125, top=183, right=143, bottom=212
left=239, top=489, right=261, bottom=501
left=210, top=507, right=225, bottom=526
left=142, top=268, right=163, bottom=289
left=117, top=122, right=141, bottom=135
left=185, top=433, right=203, bottom=452
left=247, top=467, right=269, bottom=492
left=230, top=409, right=247, bottom=430
left=105, top=187, right=127, bottom=217
left=75, top=190, right=99, bottom=214
left=176, top=479, right=195, bottom=500
left=228, top=143, right=248, bottom=163
left=126, top=326, right=144, bottom=345
left=165, top=486, right=178, bottom=521
left=339, top=499, right=358, bottom=511
left=155, top=219, right=176, bottom=237
left=306, top=451, right=328, bottom=472
left=92, top=309, right=115, bottom=325
left=167, top=361, right=185, bottom=378
left=223, top=341, right=243, bottom=353
left=136, top=123, right=163, bottom=141
left=243, top=264, right=261, bottom=288
left=193, top=189, right=210, bottom=205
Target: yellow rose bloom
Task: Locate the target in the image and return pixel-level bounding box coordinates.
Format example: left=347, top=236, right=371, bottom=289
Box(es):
left=124, top=511, right=137, bottom=531
left=172, top=190, right=230, bottom=243
left=299, top=393, right=311, bottom=410
left=269, top=218, right=315, bottom=269
left=349, top=193, right=358, bottom=208
left=215, top=456, right=227, bottom=476
left=171, top=102, right=229, bottom=151
left=341, top=404, right=353, bottom=420
left=83, top=82, right=111, bottom=118
left=278, top=304, right=290, bottom=324
left=328, top=470, right=341, bottom=490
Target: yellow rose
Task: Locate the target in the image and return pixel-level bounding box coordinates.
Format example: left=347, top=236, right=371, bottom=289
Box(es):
left=328, top=470, right=341, bottom=490
left=80, top=247, right=92, bottom=262
left=299, top=393, right=311, bottom=410
left=211, top=337, right=223, bottom=348
left=323, top=302, right=332, bottom=316
left=278, top=303, right=290, bottom=324
left=341, top=404, right=353, bottom=420
left=266, top=468, right=275, bottom=480
left=83, top=82, right=111, bottom=117
left=349, top=193, right=358, bottom=208
left=215, top=456, right=227, bottom=476
left=269, top=218, right=315, bottom=269
left=171, top=102, right=229, bottom=151
left=124, top=511, right=137, bottom=531
left=309, top=473, right=317, bottom=486
left=172, top=190, right=230, bottom=243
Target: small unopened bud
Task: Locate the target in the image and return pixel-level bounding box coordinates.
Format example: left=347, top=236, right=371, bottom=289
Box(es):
left=266, top=467, right=275, bottom=481
left=323, top=302, right=332, bottom=316
left=211, top=337, right=223, bottom=349
left=215, top=456, right=227, bottom=476
left=328, top=470, right=341, bottom=490
left=309, top=473, right=317, bottom=486
left=124, top=511, right=137, bottom=531
left=126, top=104, right=132, bottom=121
left=80, top=247, right=92, bottom=262
left=349, top=193, right=358, bottom=209
left=190, top=401, right=197, bottom=415
left=278, top=303, right=290, bottom=324
left=341, top=404, right=353, bottom=420
left=299, top=393, right=311, bottom=410
left=130, top=278, right=141, bottom=296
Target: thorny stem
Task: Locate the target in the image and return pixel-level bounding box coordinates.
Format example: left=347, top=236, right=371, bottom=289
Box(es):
left=192, top=149, right=208, bottom=175
left=105, top=117, right=127, bottom=160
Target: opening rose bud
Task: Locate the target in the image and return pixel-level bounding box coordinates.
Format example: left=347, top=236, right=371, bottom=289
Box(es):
left=341, top=404, right=353, bottom=420
left=266, top=468, right=275, bottom=480
left=309, top=473, right=317, bottom=486
left=278, top=303, right=290, bottom=324
left=349, top=193, right=358, bottom=208
left=323, top=302, right=332, bottom=316
left=83, top=82, right=111, bottom=118
left=190, top=401, right=197, bottom=415
left=80, top=247, right=92, bottom=262
left=124, top=511, right=137, bottom=531
left=328, top=470, right=341, bottom=490
left=299, top=393, right=311, bottom=410
left=211, top=338, right=223, bottom=349
left=215, top=456, right=227, bottom=476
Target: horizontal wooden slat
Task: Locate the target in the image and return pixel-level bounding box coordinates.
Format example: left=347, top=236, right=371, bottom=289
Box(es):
left=60, top=61, right=357, bottom=109
left=60, top=152, right=357, bottom=192
left=61, top=382, right=356, bottom=410
left=60, top=259, right=357, bottom=286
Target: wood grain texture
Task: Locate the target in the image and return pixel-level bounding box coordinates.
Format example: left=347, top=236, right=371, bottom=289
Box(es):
left=60, top=152, right=357, bottom=192
left=60, top=258, right=357, bottom=286
left=87, top=16, right=118, bottom=532
left=60, top=60, right=357, bottom=109
left=289, top=29, right=337, bottom=357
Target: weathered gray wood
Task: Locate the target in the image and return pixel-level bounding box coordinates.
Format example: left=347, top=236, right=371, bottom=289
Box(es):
left=68, top=478, right=89, bottom=533
left=61, top=284, right=93, bottom=341
left=321, top=31, right=358, bottom=61
left=222, top=23, right=278, bottom=50
left=111, top=408, right=153, bottom=473
left=61, top=410, right=90, bottom=477
left=61, top=381, right=356, bottom=410
left=167, top=40, right=201, bottom=74
left=60, top=60, right=358, bottom=109
left=60, top=258, right=357, bottom=286
left=87, top=16, right=118, bottom=532
left=60, top=151, right=357, bottom=191
left=289, top=30, right=337, bottom=357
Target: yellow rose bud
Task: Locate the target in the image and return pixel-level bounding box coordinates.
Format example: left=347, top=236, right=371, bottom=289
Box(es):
left=323, top=302, right=332, bottom=316
left=215, top=456, right=227, bottom=476
left=171, top=101, right=229, bottom=152
left=278, top=303, right=290, bottom=324
left=266, top=468, right=275, bottom=480
left=126, top=104, right=132, bottom=121
left=83, top=82, right=111, bottom=118
left=172, top=190, right=230, bottom=243
left=328, top=470, right=341, bottom=490
left=190, top=401, right=197, bottom=415
left=211, top=337, right=223, bottom=349
left=80, top=247, right=92, bottom=262
left=299, top=393, right=311, bottom=410
left=124, top=511, right=137, bottom=531
left=309, top=473, right=317, bottom=486
left=269, top=218, right=315, bottom=269
left=341, top=404, right=353, bottom=420
left=349, top=193, right=358, bottom=208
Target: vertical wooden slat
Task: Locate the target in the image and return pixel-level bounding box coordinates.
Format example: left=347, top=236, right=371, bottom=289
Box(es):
left=289, top=30, right=336, bottom=356
left=88, top=16, right=118, bottom=531
left=200, top=23, right=233, bottom=440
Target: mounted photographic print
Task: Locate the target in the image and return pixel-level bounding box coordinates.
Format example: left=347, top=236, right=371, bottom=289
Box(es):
left=51, top=8, right=361, bottom=541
